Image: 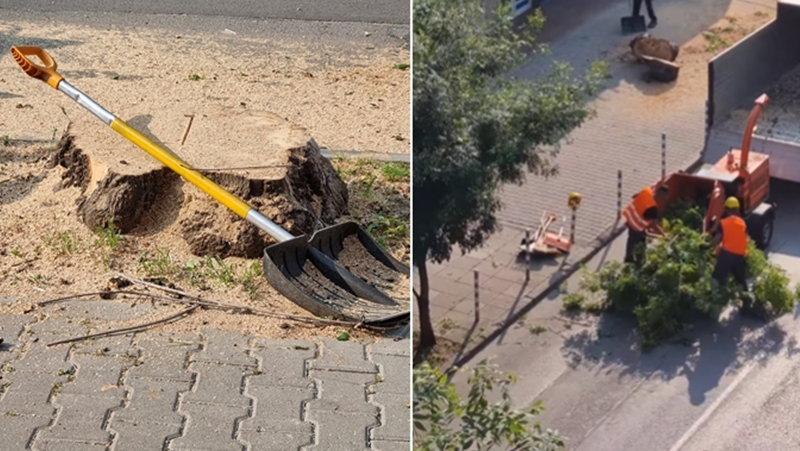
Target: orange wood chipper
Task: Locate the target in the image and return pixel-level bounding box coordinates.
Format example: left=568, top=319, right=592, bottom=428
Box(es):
left=649, top=94, right=776, bottom=248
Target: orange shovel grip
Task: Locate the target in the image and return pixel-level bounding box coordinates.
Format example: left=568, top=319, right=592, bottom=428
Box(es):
left=10, top=46, right=64, bottom=90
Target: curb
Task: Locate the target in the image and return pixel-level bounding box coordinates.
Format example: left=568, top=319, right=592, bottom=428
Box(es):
left=447, top=156, right=706, bottom=371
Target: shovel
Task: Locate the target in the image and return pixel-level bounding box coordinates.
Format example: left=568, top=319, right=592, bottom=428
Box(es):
left=11, top=46, right=410, bottom=327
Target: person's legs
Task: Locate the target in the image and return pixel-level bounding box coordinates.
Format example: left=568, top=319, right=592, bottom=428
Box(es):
left=712, top=251, right=732, bottom=285
left=625, top=228, right=647, bottom=265
left=644, top=0, right=657, bottom=28
left=730, top=255, right=748, bottom=291
left=632, top=0, right=643, bottom=17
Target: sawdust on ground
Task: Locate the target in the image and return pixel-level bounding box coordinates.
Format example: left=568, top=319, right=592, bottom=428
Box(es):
left=0, top=17, right=409, bottom=343
left=0, top=142, right=409, bottom=342
left=606, top=10, right=774, bottom=118
left=0, top=19, right=409, bottom=155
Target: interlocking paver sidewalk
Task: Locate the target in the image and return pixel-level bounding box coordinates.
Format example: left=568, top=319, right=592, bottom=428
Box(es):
left=418, top=0, right=777, bottom=343
left=0, top=299, right=410, bottom=451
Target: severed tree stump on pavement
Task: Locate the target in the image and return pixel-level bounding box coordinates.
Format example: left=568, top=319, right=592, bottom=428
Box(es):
left=47, top=107, right=348, bottom=258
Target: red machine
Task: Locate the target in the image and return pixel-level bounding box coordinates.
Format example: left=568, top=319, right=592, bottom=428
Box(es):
left=653, top=94, right=775, bottom=248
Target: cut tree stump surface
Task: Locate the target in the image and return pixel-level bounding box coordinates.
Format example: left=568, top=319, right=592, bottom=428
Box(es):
left=49, top=106, right=349, bottom=258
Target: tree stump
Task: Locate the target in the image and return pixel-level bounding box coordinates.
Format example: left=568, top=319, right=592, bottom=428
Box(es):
left=48, top=107, right=348, bottom=258
left=641, top=55, right=680, bottom=83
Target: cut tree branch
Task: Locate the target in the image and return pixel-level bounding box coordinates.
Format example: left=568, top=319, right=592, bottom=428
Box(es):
left=47, top=306, right=197, bottom=347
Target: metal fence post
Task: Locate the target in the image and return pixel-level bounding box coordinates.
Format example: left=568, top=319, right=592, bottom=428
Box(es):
left=617, top=170, right=623, bottom=219
left=524, top=229, right=531, bottom=282
left=473, top=269, right=480, bottom=324
left=661, top=132, right=667, bottom=180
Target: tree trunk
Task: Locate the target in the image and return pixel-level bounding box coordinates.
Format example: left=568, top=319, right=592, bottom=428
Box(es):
left=416, top=258, right=437, bottom=351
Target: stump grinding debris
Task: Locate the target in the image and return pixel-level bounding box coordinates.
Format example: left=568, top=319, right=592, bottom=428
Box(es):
left=336, top=235, right=410, bottom=304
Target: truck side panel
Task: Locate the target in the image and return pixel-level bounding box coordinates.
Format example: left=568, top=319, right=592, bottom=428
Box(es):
left=704, top=1, right=800, bottom=183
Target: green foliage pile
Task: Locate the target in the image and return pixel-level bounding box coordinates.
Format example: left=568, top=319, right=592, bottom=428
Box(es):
left=576, top=201, right=798, bottom=350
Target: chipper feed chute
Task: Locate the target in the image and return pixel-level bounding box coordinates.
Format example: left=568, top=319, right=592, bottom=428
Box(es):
left=11, top=45, right=410, bottom=328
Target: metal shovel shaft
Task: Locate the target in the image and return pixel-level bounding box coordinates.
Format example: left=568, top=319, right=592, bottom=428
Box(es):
left=11, top=46, right=293, bottom=243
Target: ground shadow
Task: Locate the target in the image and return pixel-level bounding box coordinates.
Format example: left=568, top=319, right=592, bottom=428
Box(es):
left=560, top=308, right=800, bottom=406
left=0, top=91, right=23, bottom=100
left=0, top=25, right=82, bottom=66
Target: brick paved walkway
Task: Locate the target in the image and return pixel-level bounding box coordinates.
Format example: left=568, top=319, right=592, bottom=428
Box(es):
left=0, top=298, right=410, bottom=451
left=417, top=0, right=778, bottom=347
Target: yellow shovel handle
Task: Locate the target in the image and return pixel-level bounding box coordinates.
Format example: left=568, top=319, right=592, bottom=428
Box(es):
left=10, top=46, right=64, bottom=90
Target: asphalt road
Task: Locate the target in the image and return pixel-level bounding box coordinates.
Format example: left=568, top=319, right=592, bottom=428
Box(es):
left=0, top=0, right=409, bottom=25
left=462, top=178, right=800, bottom=451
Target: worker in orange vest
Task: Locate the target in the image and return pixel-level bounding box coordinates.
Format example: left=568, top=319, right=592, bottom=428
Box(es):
left=622, top=184, right=669, bottom=265
left=710, top=197, right=748, bottom=291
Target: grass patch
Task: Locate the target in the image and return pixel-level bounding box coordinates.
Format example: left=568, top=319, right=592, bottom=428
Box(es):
left=380, top=162, right=410, bottom=182
left=94, top=220, right=125, bottom=251
left=138, top=248, right=178, bottom=278
left=43, top=230, right=80, bottom=256
left=187, top=74, right=203, bottom=81
left=330, top=157, right=409, bottom=258
left=529, top=324, right=547, bottom=335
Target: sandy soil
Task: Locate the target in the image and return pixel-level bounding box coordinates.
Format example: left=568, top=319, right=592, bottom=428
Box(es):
left=0, top=19, right=409, bottom=154
left=0, top=18, right=409, bottom=342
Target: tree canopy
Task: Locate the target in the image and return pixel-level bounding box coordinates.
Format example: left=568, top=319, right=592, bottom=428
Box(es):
left=413, top=0, right=605, bottom=351
left=413, top=360, right=566, bottom=451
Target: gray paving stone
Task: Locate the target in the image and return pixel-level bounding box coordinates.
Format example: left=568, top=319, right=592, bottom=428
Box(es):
left=0, top=414, right=52, bottom=449
left=29, top=315, right=95, bottom=339
left=72, top=334, right=136, bottom=358
left=0, top=313, right=36, bottom=352
left=240, top=385, right=312, bottom=428
left=0, top=371, right=64, bottom=416
left=110, top=420, right=175, bottom=451
left=250, top=338, right=316, bottom=350
left=110, top=376, right=189, bottom=425
left=36, top=393, right=121, bottom=443
left=182, top=362, right=252, bottom=407
left=369, top=392, right=410, bottom=442
left=249, top=342, right=315, bottom=386
left=238, top=426, right=314, bottom=451
left=60, top=355, right=126, bottom=396
left=308, top=371, right=377, bottom=414
left=367, top=338, right=410, bottom=357
left=191, top=329, right=255, bottom=366
left=32, top=439, right=109, bottom=451
left=370, top=354, right=409, bottom=395
left=12, top=342, right=74, bottom=375
left=371, top=439, right=411, bottom=451
left=169, top=402, right=249, bottom=451
left=130, top=334, right=200, bottom=381
left=51, top=299, right=160, bottom=321
left=304, top=410, right=375, bottom=451
left=308, top=338, right=377, bottom=374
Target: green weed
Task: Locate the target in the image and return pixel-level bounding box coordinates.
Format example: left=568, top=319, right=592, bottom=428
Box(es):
left=44, top=230, right=79, bottom=256
left=187, top=74, right=203, bottom=81
left=202, top=256, right=237, bottom=287
left=529, top=324, right=547, bottom=335
left=366, top=214, right=407, bottom=247
left=27, top=274, right=50, bottom=286
left=138, top=248, right=178, bottom=278
left=241, top=261, right=264, bottom=298
left=380, top=162, right=409, bottom=182
left=94, top=220, right=124, bottom=251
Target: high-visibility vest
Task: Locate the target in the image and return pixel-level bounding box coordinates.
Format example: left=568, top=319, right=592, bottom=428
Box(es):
left=622, top=187, right=657, bottom=232
left=720, top=216, right=748, bottom=256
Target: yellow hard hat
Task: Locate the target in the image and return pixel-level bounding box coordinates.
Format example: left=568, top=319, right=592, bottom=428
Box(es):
left=724, top=197, right=740, bottom=209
